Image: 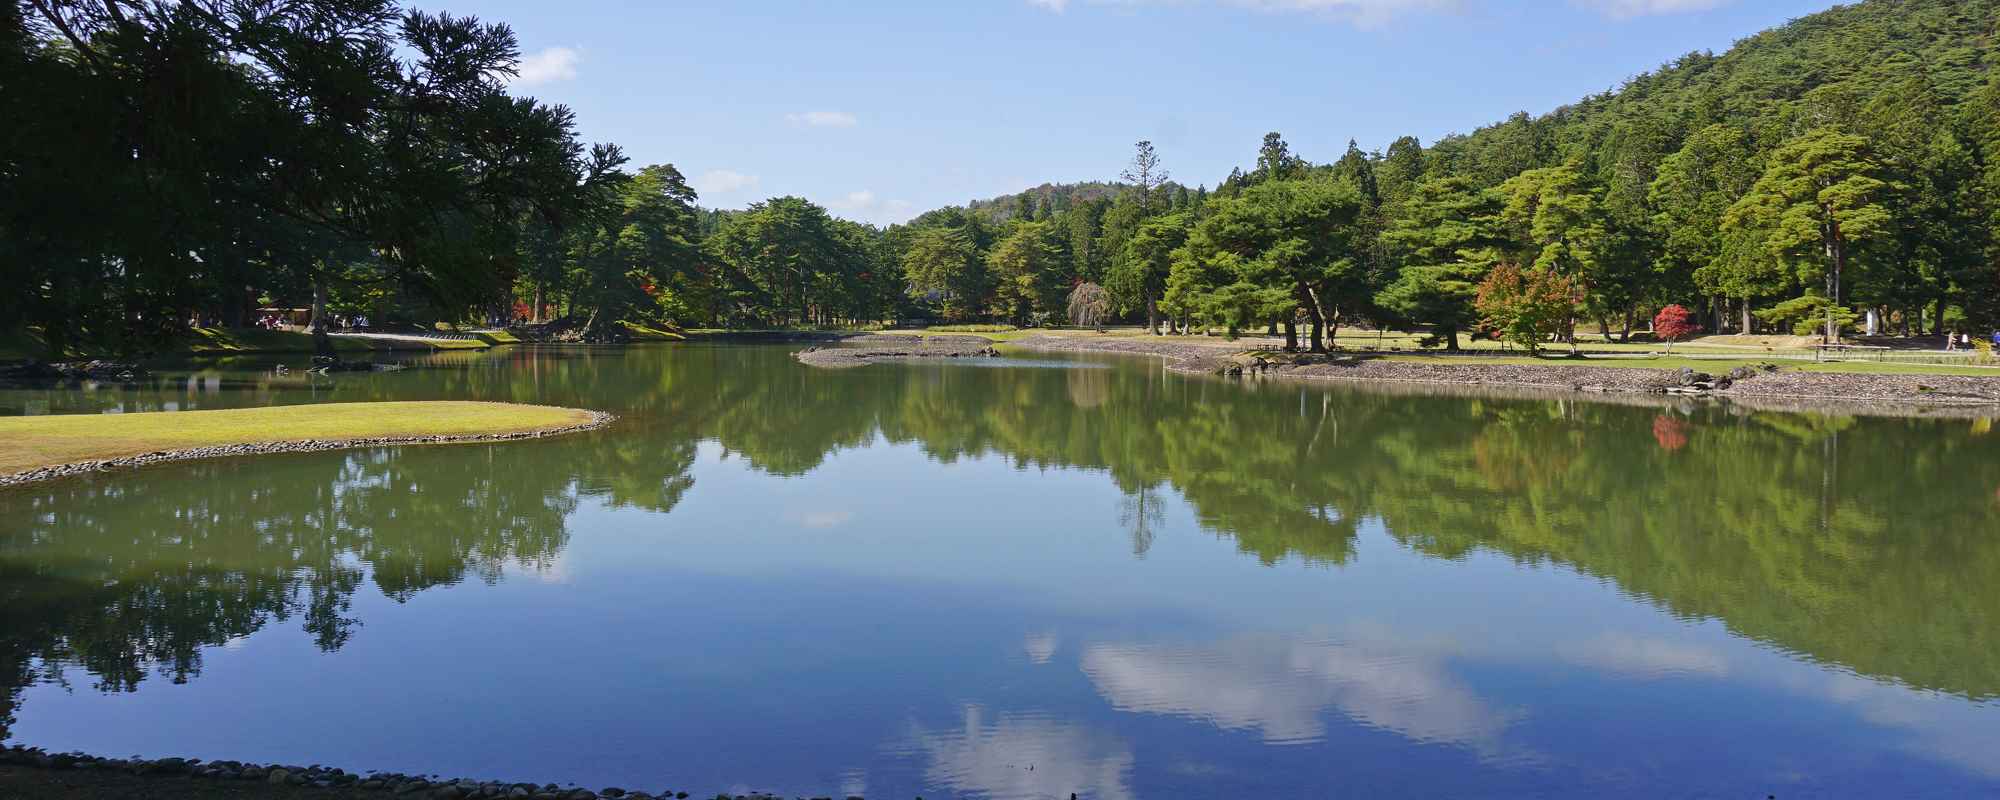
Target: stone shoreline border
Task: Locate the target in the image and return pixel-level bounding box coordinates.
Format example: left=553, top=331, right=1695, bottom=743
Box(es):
left=0, top=409, right=614, bottom=489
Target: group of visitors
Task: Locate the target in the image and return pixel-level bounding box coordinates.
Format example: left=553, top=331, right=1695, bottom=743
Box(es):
left=1942, top=331, right=2000, bottom=351
left=253, top=314, right=287, bottom=330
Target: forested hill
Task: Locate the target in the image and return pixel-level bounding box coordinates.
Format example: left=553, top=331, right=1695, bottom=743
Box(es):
left=1423, top=0, right=1998, bottom=187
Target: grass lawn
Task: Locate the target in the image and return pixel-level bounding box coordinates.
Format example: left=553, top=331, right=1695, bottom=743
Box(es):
left=187, top=328, right=379, bottom=355
left=620, top=321, right=687, bottom=341
left=475, top=328, right=523, bottom=345
left=0, top=401, right=598, bottom=476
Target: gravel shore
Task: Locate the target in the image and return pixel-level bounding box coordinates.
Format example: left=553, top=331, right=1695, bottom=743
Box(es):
left=1009, top=334, right=2000, bottom=410
left=0, top=411, right=614, bottom=489
left=792, top=334, right=1000, bottom=367
left=0, top=746, right=725, bottom=800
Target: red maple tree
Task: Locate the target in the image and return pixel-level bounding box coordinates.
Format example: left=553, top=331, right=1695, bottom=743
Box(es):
left=1654, top=304, right=1700, bottom=352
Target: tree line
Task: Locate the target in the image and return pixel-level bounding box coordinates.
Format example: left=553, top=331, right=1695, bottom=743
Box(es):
left=545, top=0, right=2000, bottom=348
left=9, top=0, right=2000, bottom=355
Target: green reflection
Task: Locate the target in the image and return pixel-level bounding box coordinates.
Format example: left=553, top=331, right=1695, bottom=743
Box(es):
left=2, top=344, right=1998, bottom=747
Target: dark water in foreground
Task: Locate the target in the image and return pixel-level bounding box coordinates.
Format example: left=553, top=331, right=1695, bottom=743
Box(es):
left=3, top=345, right=1999, bottom=798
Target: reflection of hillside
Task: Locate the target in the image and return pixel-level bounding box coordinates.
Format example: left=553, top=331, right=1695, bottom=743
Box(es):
left=637, top=350, right=2000, bottom=699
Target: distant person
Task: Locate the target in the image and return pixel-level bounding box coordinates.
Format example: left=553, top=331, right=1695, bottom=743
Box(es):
left=1945, top=332, right=1956, bottom=351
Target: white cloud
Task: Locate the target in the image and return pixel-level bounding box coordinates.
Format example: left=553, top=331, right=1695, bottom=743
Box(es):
left=691, top=169, right=760, bottom=198
left=827, top=190, right=916, bottom=226
left=1227, top=0, right=1459, bottom=27
left=1028, top=0, right=1461, bottom=27
left=1572, top=0, right=1731, bottom=17
left=510, top=46, right=580, bottom=87
left=786, top=110, right=860, bottom=128
left=1030, top=0, right=1727, bottom=25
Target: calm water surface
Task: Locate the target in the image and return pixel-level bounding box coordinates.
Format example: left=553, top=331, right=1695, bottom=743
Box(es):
left=3, top=345, right=1998, bottom=798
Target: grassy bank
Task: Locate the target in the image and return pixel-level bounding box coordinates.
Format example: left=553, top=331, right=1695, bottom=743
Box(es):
left=2, top=327, right=505, bottom=362
left=0, top=401, right=601, bottom=477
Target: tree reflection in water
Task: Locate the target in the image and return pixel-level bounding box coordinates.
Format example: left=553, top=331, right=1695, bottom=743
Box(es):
left=2, top=343, right=1998, bottom=748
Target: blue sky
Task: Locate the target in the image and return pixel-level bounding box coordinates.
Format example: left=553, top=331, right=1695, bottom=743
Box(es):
left=449, top=0, right=1845, bottom=226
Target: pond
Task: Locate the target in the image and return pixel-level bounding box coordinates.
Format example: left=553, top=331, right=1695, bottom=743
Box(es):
left=2, top=344, right=1998, bottom=798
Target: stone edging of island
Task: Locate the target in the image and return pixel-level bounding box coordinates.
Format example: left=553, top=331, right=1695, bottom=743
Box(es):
left=1006, top=334, right=2000, bottom=411
left=792, top=334, right=1001, bottom=367
left=0, top=409, right=615, bottom=489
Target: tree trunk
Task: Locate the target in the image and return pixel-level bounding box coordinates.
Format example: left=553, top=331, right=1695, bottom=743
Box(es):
left=309, top=275, right=334, bottom=358
left=1741, top=298, right=1752, bottom=335
left=1826, top=226, right=1844, bottom=344
left=1283, top=318, right=1298, bottom=352
left=1146, top=293, right=1160, bottom=335
left=1301, top=304, right=1324, bottom=352
left=1444, top=326, right=1460, bottom=351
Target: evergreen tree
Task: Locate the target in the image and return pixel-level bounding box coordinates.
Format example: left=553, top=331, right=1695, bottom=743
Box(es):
left=1723, top=130, right=1896, bottom=342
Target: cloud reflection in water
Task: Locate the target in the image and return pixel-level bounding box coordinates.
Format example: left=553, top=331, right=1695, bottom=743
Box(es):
left=1080, top=632, right=1524, bottom=760
left=896, top=705, right=1134, bottom=800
